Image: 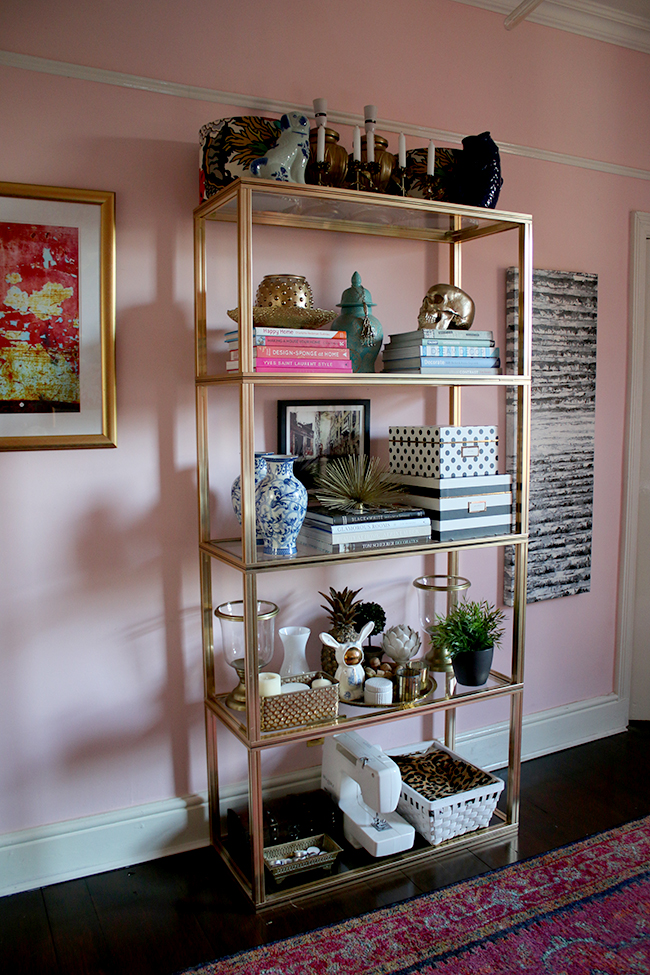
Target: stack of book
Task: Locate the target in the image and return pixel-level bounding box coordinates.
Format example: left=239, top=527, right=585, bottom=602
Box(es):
left=298, top=504, right=431, bottom=553
left=225, top=326, right=352, bottom=374
left=381, top=329, right=500, bottom=376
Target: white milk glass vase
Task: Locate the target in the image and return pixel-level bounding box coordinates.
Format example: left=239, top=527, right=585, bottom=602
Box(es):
left=278, top=626, right=311, bottom=676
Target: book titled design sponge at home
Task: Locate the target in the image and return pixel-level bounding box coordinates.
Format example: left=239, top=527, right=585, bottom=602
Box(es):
left=230, top=346, right=350, bottom=360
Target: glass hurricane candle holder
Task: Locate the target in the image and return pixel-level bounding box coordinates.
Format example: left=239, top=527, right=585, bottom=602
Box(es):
left=214, top=600, right=279, bottom=710
left=412, top=575, right=471, bottom=674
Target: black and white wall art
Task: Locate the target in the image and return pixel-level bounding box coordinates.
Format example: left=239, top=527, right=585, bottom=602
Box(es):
left=504, top=268, right=598, bottom=604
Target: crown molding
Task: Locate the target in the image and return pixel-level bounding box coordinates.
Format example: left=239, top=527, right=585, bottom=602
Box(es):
left=1, top=49, right=648, bottom=182
left=450, top=0, right=650, bottom=53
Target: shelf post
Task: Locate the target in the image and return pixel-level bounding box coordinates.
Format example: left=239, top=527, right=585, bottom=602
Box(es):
left=248, top=747, right=266, bottom=905
left=507, top=691, right=524, bottom=824
left=244, top=573, right=261, bottom=743
left=240, top=382, right=256, bottom=562
left=205, top=708, right=222, bottom=843
left=444, top=214, right=464, bottom=752
left=237, top=182, right=256, bottom=563
left=193, top=211, right=207, bottom=378
left=237, top=183, right=254, bottom=374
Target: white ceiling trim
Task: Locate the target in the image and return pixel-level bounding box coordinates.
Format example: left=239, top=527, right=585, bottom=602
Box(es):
left=1, top=49, right=649, bottom=182
left=450, top=0, right=650, bottom=53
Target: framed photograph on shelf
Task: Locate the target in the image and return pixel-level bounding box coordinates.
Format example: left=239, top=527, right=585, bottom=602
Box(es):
left=277, top=398, right=370, bottom=489
left=0, top=182, right=116, bottom=450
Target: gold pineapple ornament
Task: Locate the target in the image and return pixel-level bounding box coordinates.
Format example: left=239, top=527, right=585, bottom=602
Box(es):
left=318, top=586, right=363, bottom=676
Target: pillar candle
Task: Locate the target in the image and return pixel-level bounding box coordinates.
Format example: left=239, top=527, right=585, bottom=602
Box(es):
left=259, top=672, right=282, bottom=697
left=427, top=140, right=435, bottom=176
left=398, top=133, right=406, bottom=169
left=281, top=682, right=310, bottom=693
left=311, top=677, right=332, bottom=688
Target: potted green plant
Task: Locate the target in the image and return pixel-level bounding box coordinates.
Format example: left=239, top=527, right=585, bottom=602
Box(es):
left=426, top=599, right=505, bottom=686
left=354, top=600, right=386, bottom=658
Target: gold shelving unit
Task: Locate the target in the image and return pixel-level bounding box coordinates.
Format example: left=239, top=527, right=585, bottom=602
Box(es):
left=194, top=176, right=532, bottom=909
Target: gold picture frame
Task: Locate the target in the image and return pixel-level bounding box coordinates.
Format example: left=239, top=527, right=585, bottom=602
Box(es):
left=0, top=181, right=116, bottom=449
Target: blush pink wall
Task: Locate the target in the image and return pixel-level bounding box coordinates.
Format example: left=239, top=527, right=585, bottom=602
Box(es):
left=1, top=0, right=650, bottom=835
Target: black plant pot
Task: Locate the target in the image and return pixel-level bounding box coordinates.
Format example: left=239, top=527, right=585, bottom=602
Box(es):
left=451, top=646, right=494, bottom=686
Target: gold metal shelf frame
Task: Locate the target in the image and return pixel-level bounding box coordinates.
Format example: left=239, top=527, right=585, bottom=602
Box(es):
left=194, top=176, right=532, bottom=909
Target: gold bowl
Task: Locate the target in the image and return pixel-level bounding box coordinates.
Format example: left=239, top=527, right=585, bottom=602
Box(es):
left=227, top=306, right=337, bottom=329
left=227, top=273, right=337, bottom=329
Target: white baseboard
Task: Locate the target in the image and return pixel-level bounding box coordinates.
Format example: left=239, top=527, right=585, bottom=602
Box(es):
left=0, top=693, right=628, bottom=898
left=0, top=793, right=210, bottom=898
left=453, top=692, right=629, bottom=770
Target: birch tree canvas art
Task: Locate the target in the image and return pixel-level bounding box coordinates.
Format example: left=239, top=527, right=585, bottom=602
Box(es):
left=504, top=268, right=598, bottom=604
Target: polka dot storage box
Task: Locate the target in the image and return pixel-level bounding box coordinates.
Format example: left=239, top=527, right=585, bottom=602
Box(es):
left=389, top=425, right=498, bottom=478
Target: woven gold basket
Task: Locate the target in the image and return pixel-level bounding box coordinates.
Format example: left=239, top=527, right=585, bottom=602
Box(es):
left=264, top=833, right=343, bottom=884
left=261, top=672, right=339, bottom=731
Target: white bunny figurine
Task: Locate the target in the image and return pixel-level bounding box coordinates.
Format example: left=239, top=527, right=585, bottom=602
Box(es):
left=320, top=622, right=374, bottom=702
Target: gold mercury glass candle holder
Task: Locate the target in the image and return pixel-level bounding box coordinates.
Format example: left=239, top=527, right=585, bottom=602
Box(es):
left=395, top=660, right=430, bottom=702
left=215, top=600, right=279, bottom=710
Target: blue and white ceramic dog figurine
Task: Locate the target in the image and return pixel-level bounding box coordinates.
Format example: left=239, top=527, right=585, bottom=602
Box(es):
left=250, top=111, right=310, bottom=183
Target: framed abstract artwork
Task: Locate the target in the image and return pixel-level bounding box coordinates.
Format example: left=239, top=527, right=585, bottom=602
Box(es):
left=0, top=182, right=116, bottom=449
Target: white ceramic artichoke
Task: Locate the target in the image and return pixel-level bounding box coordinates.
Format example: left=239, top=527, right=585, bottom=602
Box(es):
left=382, top=624, right=421, bottom=664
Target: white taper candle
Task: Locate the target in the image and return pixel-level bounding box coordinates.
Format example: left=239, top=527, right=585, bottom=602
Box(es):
left=364, top=105, right=377, bottom=164
left=353, top=125, right=361, bottom=162
left=427, top=140, right=435, bottom=176
left=398, top=133, right=406, bottom=169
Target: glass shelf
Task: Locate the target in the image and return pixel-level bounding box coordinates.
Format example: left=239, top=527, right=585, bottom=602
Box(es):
left=197, top=371, right=531, bottom=387
left=200, top=532, right=528, bottom=572
left=198, top=177, right=532, bottom=245
left=207, top=670, right=523, bottom=749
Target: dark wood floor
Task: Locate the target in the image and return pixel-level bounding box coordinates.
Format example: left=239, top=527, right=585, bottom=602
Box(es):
left=2, top=722, right=649, bottom=975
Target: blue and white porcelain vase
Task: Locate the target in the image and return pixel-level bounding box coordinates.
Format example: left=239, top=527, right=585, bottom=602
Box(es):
left=231, top=452, right=272, bottom=542
left=255, top=454, right=308, bottom=556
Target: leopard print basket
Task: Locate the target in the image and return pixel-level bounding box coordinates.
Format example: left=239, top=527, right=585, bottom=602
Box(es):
left=391, top=742, right=505, bottom=846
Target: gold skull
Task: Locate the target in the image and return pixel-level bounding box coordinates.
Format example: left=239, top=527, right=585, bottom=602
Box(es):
left=417, top=284, right=475, bottom=331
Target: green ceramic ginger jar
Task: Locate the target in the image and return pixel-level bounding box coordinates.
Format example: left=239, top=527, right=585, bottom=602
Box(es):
left=332, top=271, right=383, bottom=372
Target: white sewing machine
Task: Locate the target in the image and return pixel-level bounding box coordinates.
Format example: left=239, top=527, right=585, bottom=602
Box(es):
left=321, top=731, right=415, bottom=857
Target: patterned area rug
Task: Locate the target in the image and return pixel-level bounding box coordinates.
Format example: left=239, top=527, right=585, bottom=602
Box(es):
left=181, top=816, right=650, bottom=974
